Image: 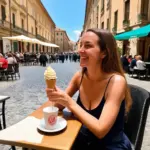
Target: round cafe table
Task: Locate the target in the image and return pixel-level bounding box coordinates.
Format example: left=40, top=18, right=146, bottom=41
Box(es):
left=0, top=101, right=82, bottom=150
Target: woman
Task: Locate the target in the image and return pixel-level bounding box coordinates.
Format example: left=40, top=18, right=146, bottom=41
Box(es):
left=46, top=29, right=132, bottom=150
left=7, top=53, right=17, bottom=64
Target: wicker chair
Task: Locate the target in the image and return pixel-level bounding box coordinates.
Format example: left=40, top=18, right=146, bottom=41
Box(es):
left=124, top=84, right=150, bottom=150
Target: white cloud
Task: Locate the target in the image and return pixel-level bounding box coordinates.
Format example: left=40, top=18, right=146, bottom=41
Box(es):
left=73, top=30, right=81, bottom=41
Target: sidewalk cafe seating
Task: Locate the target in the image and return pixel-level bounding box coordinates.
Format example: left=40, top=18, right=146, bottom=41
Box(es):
left=14, top=63, right=20, bottom=79
left=1, top=64, right=20, bottom=81
left=5, top=64, right=16, bottom=81
left=128, top=68, right=148, bottom=79
left=0, top=96, right=16, bottom=150
left=125, top=84, right=150, bottom=150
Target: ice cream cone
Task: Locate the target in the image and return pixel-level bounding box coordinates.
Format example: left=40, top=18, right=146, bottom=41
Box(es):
left=44, top=66, right=57, bottom=89
left=46, top=79, right=56, bottom=89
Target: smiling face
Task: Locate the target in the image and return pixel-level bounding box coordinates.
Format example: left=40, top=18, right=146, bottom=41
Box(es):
left=78, top=31, right=105, bottom=68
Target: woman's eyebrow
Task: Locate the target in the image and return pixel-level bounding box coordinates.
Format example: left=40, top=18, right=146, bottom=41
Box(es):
left=80, top=41, right=91, bottom=44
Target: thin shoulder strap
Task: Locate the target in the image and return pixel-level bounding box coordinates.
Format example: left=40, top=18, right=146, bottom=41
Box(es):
left=79, top=70, right=85, bottom=89
left=103, top=75, right=115, bottom=97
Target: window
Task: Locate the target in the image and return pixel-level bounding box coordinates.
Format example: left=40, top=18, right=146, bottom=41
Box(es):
left=39, top=26, right=41, bottom=35
left=101, top=0, right=104, bottom=11
left=101, top=22, right=104, bottom=29
left=45, top=31, right=47, bottom=38
left=114, top=10, right=118, bottom=29
left=106, top=0, right=110, bottom=9
left=35, top=27, right=37, bottom=35
left=124, top=0, right=130, bottom=20
left=21, top=19, right=24, bottom=29
left=31, top=27, right=34, bottom=34
left=1, top=5, right=6, bottom=21
left=97, top=6, right=99, bottom=28
left=141, top=0, right=149, bottom=19
left=107, top=18, right=109, bottom=30
left=12, top=13, right=15, bottom=28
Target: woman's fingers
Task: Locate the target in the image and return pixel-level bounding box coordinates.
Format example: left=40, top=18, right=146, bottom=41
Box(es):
left=46, top=88, right=54, bottom=92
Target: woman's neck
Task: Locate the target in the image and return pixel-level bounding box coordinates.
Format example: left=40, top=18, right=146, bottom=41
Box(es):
left=86, top=65, right=105, bottom=81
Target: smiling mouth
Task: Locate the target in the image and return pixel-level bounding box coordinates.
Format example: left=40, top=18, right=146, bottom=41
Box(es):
left=81, top=57, right=88, bottom=60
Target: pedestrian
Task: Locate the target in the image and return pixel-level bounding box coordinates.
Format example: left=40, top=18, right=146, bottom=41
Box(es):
left=46, top=29, right=132, bottom=150
left=39, top=52, right=48, bottom=67
left=0, top=53, right=8, bottom=70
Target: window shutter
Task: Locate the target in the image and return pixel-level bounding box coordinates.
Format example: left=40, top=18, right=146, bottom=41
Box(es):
left=1, top=5, right=6, bottom=21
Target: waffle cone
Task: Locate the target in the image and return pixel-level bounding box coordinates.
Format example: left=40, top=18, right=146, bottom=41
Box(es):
left=46, top=79, right=56, bottom=89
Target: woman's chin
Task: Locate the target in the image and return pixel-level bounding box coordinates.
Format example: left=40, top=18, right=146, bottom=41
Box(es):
left=80, top=63, right=87, bottom=68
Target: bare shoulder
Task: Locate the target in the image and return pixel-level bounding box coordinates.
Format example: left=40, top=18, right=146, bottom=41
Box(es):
left=109, top=74, right=126, bottom=90
left=111, top=74, right=126, bottom=83
left=73, top=71, right=82, bottom=85
left=105, top=74, right=127, bottom=101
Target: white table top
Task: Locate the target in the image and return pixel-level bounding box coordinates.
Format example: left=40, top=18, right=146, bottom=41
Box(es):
left=145, top=62, right=150, bottom=64
left=0, top=96, right=10, bottom=102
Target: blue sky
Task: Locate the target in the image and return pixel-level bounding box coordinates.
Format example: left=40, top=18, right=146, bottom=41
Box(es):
left=41, top=0, right=86, bottom=42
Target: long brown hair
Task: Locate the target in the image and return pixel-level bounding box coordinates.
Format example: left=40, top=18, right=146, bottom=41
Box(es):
left=84, top=28, right=132, bottom=113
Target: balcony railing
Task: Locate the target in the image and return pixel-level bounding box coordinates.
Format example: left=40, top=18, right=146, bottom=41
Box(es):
left=28, top=32, right=35, bottom=38
left=137, top=13, right=148, bottom=23
left=112, top=26, right=117, bottom=34
left=0, top=20, right=10, bottom=29
left=11, top=25, right=28, bottom=35
left=123, top=19, right=130, bottom=28
left=36, top=34, right=46, bottom=41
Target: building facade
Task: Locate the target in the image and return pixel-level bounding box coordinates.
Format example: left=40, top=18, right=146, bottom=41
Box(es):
left=55, top=28, right=70, bottom=52
left=83, top=0, right=150, bottom=61
left=69, top=41, right=76, bottom=51
left=0, top=0, right=56, bottom=54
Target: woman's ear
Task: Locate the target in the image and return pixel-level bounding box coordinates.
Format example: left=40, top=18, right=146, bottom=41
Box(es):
left=100, top=51, right=106, bottom=59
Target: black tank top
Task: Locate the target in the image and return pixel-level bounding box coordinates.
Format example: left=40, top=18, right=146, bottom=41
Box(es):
left=75, top=72, right=126, bottom=149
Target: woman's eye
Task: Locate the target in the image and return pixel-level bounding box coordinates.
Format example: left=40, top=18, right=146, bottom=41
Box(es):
left=85, top=45, right=91, bottom=48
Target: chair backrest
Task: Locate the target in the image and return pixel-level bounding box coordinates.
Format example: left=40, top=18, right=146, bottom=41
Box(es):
left=14, top=63, right=19, bottom=73
left=7, top=64, right=15, bottom=72
left=124, top=84, right=150, bottom=150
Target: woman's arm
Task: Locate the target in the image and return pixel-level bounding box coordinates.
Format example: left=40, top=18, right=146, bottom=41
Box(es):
left=54, top=71, right=80, bottom=110
left=69, top=75, right=126, bottom=139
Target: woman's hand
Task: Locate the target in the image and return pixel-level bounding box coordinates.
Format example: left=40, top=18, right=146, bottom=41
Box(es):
left=46, top=86, right=75, bottom=109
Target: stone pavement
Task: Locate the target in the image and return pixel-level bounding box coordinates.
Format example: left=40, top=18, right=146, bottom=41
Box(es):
left=0, top=61, right=149, bottom=150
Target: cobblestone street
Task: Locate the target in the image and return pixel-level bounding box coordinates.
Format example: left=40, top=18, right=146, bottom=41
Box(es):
left=0, top=61, right=150, bottom=150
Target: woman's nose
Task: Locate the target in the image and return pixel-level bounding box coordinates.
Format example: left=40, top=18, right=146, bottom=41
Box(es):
left=78, top=47, right=85, bottom=53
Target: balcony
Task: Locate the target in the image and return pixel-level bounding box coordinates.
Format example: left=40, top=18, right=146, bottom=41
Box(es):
left=0, top=20, right=10, bottom=29
left=137, top=13, right=148, bottom=24
left=107, top=0, right=110, bottom=9
left=123, top=19, right=130, bottom=29
left=28, top=32, right=35, bottom=38
left=12, top=25, right=28, bottom=35
left=112, top=26, right=117, bottom=34
left=20, top=4, right=27, bottom=12
left=36, top=34, right=46, bottom=41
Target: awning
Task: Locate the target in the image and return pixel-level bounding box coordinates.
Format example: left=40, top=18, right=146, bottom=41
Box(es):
left=115, top=24, right=150, bottom=40
left=2, top=35, right=59, bottom=47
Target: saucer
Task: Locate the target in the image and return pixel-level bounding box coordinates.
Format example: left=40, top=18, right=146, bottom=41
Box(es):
left=37, top=116, right=67, bottom=133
